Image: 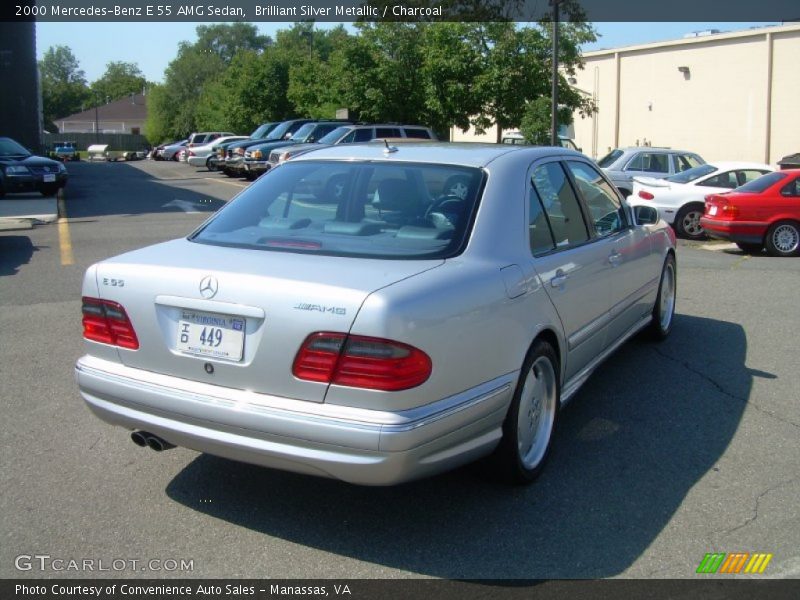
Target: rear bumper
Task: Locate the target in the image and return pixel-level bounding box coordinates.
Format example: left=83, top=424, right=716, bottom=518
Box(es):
left=700, top=217, right=766, bottom=244
left=187, top=156, right=208, bottom=167
left=75, top=355, right=513, bottom=485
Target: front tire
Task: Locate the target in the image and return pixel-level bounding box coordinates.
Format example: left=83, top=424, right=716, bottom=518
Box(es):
left=765, top=221, right=800, bottom=257
left=489, top=340, right=559, bottom=484
left=675, top=204, right=706, bottom=240
left=648, top=253, right=677, bottom=340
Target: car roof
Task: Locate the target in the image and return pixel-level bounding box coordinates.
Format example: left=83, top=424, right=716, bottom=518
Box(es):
left=290, top=142, right=576, bottom=168
left=703, top=161, right=773, bottom=170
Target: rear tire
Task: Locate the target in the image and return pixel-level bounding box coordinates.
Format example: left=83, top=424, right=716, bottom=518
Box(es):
left=648, top=254, right=677, bottom=340
left=736, top=242, right=763, bottom=254
left=488, top=340, right=559, bottom=484
left=764, top=221, right=800, bottom=257
left=675, top=204, right=706, bottom=240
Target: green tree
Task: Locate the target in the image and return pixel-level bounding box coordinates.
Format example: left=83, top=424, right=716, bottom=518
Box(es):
left=194, top=23, right=271, bottom=65
left=336, top=23, right=428, bottom=125
left=285, top=25, right=354, bottom=119
left=195, top=49, right=293, bottom=134
left=146, top=24, right=272, bottom=142
left=90, top=61, right=148, bottom=102
left=38, top=45, right=89, bottom=131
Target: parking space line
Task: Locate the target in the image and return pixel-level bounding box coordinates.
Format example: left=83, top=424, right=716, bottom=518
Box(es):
left=57, top=190, right=74, bottom=266
left=204, top=177, right=248, bottom=189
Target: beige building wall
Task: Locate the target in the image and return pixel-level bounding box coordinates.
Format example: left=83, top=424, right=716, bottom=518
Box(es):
left=572, top=24, right=800, bottom=165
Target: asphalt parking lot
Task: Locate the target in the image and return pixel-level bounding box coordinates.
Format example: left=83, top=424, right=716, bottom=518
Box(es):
left=1, top=160, right=798, bottom=579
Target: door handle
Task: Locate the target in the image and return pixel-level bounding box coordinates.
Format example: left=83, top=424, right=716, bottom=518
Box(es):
left=609, top=251, right=622, bottom=266
left=550, top=272, right=568, bottom=289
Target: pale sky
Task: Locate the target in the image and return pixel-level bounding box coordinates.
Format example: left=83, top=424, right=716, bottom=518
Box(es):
left=35, top=21, right=781, bottom=84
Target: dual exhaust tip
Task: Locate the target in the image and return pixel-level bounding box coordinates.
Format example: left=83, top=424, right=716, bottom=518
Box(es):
left=130, top=430, right=175, bottom=452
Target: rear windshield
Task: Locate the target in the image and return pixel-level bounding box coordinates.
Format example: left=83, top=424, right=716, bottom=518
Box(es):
left=666, top=164, right=717, bottom=184
left=190, top=161, right=484, bottom=259
left=597, top=149, right=624, bottom=168
left=735, top=171, right=787, bottom=193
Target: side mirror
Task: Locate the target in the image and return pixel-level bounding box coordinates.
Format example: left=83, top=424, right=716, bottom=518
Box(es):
left=283, top=133, right=292, bottom=139
left=633, top=204, right=659, bottom=225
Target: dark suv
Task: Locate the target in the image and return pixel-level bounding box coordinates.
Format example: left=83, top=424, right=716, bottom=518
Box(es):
left=222, top=119, right=313, bottom=178
left=0, top=137, right=68, bottom=197
left=242, top=120, right=352, bottom=180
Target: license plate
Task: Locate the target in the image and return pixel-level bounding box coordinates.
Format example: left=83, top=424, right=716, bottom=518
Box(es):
left=43, top=174, right=56, bottom=182
left=176, top=310, right=245, bottom=361
left=708, top=206, right=718, bottom=216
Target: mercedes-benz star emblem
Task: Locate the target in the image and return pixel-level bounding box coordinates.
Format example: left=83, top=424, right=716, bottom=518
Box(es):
left=199, top=275, right=218, bottom=299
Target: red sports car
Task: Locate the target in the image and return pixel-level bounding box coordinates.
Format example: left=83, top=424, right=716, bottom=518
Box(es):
left=701, top=169, right=800, bottom=256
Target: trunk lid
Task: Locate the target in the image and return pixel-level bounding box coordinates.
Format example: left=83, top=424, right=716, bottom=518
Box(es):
left=91, top=238, right=442, bottom=402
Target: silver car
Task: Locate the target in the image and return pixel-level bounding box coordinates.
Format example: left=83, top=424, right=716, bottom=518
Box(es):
left=598, top=146, right=705, bottom=197
left=76, top=144, right=677, bottom=486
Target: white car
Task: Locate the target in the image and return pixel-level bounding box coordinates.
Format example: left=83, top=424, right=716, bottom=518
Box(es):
left=629, top=161, right=773, bottom=239
left=186, top=136, right=249, bottom=168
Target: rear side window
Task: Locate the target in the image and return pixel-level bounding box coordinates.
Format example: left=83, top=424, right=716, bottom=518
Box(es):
left=404, top=128, right=433, bottom=139
left=530, top=162, right=589, bottom=249
left=626, top=153, right=669, bottom=173
left=703, top=171, right=739, bottom=189
left=376, top=127, right=402, bottom=138
left=675, top=154, right=702, bottom=172
left=191, top=161, right=483, bottom=259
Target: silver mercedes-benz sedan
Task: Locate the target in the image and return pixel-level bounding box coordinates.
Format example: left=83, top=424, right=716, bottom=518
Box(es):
left=75, top=143, right=676, bottom=486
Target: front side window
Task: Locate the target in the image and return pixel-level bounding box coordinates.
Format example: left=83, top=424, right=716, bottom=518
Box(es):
left=191, top=161, right=483, bottom=260
left=317, top=126, right=351, bottom=145
left=530, top=162, right=589, bottom=249
left=738, top=170, right=770, bottom=185
left=566, top=160, right=627, bottom=236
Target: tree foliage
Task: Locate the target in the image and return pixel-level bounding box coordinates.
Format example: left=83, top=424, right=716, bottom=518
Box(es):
left=142, top=19, right=597, bottom=144
left=38, top=45, right=89, bottom=131
left=90, top=61, right=148, bottom=103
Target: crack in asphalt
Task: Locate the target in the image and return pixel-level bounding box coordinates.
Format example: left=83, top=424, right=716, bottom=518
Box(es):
left=651, top=346, right=800, bottom=431
left=717, top=477, right=797, bottom=537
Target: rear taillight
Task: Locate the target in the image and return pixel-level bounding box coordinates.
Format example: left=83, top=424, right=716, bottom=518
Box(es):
left=82, top=297, right=139, bottom=350
left=188, top=150, right=195, bottom=157
left=638, top=190, right=654, bottom=200
left=705, top=194, right=739, bottom=218
left=293, top=332, right=432, bottom=391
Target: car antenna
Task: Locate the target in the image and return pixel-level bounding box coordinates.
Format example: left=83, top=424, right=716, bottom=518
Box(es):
left=383, top=139, right=398, bottom=154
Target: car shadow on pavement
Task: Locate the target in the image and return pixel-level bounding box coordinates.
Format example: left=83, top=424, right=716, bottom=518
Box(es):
left=61, top=161, right=231, bottom=219
left=165, top=314, right=752, bottom=578
left=0, top=235, right=39, bottom=276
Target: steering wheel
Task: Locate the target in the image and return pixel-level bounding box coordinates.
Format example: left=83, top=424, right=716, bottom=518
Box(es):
left=425, top=194, right=465, bottom=218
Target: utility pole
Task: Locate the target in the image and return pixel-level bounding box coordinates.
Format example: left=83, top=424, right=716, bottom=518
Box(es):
left=94, top=96, right=99, bottom=143
left=550, top=0, right=560, bottom=146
